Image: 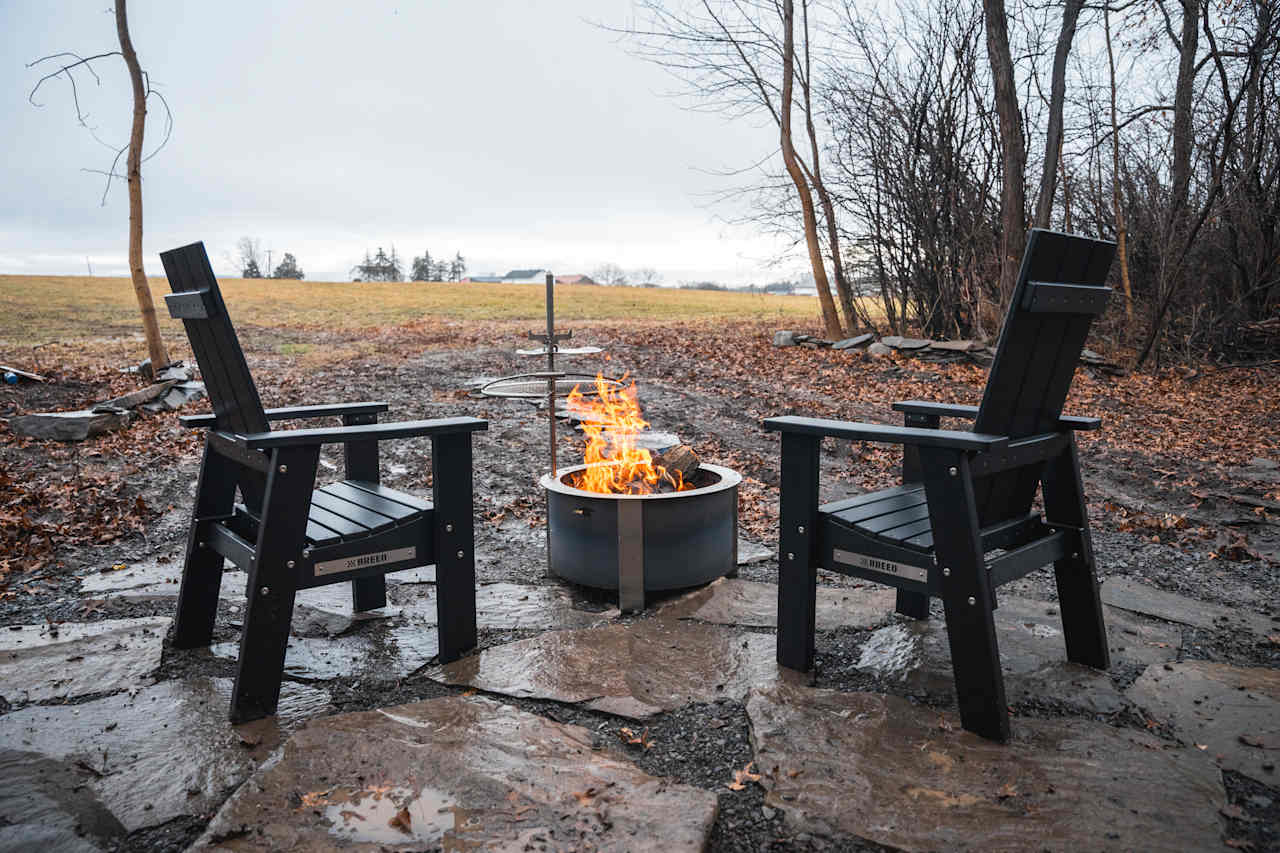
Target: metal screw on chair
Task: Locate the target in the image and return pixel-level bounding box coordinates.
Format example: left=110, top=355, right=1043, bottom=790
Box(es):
left=260, top=586, right=270, bottom=596
left=198, top=541, right=206, bottom=549
left=445, top=523, right=454, bottom=533
left=948, top=466, right=958, bottom=477
left=286, top=560, right=295, bottom=569
left=943, top=568, right=951, bottom=577
left=278, top=464, right=288, bottom=474
left=797, top=525, right=805, bottom=534
left=787, top=552, right=795, bottom=561
left=456, top=550, right=465, bottom=559
left=1072, top=552, right=1080, bottom=559
left=967, top=596, right=976, bottom=605
left=302, top=549, right=312, bottom=559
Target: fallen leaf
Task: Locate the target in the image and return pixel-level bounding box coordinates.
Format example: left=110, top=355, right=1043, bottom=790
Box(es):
left=727, top=761, right=762, bottom=791
left=388, top=807, right=412, bottom=834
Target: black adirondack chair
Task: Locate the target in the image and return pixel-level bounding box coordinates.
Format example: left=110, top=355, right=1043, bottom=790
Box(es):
left=160, top=241, right=487, bottom=723
left=765, top=229, right=1116, bottom=741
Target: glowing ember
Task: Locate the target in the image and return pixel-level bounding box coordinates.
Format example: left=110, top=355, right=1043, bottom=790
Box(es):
left=564, top=373, right=692, bottom=494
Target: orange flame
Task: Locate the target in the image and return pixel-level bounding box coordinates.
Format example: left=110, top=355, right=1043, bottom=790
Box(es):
left=565, top=373, right=690, bottom=494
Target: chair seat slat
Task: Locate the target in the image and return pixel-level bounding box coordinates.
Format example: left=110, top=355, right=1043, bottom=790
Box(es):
left=322, top=480, right=424, bottom=520
left=310, top=487, right=397, bottom=529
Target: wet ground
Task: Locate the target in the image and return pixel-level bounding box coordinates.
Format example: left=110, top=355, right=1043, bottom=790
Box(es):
left=1, top=320, right=1278, bottom=851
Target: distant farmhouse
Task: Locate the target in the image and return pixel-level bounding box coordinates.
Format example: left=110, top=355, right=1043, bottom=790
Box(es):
left=461, top=270, right=594, bottom=285
left=500, top=269, right=548, bottom=284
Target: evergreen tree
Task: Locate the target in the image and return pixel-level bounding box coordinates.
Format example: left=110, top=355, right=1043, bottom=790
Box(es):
left=272, top=253, right=304, bottom=279
left=242, top=258, right=262, bottom=279
left=351, top=247, right=403, bottom=282
left=449, top=251, right=466, bottom=281
left=411, top=250, right=434, bottom=281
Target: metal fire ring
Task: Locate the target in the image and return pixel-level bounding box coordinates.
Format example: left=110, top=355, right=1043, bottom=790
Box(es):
left=479, top=373, right=625, bottom=400
left=540, top=462, right=742, bottom=500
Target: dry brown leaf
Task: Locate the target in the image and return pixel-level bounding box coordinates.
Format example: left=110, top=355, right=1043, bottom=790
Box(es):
left=727, top=761, right=763, bottom=791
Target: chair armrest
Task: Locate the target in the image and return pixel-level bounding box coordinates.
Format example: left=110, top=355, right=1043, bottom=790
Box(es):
left=763, top=416, right=1008, bottom=450
left=236, top=416, right=487, bottom=449
left=891, top=400, right=1101, bottom=431
left=180, top=401, right=390, bottom=429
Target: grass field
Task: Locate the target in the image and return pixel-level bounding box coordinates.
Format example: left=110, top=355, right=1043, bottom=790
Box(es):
left=0, top=274, right=824, bottom=346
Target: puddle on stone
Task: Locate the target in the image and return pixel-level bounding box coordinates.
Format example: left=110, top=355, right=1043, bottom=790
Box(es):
left=115, top=570, right=249, bottom=605
left=850, top=598, right=1180, bottom=714
left=428, top=619, right=802, bottom=719
left=400, top=582, right=608, bottom=631
left=320, top=784, right=460, bottom=844
left=0, top=677, right=329, bottom=831
left=211, top=625, right=438, bottom=681
left=746, top=684, right=1225, bottom=852
left=79, top=557, right=186, bottom=594
left=291, top=586, right=401, bottom=637
left=198, top=694, right=718, bottom=851
left=0, top=617, right=170, bottom=705
left=664, top=578, right=895, bottom=632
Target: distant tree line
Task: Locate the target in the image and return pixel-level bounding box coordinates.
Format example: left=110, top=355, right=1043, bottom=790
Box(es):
left=237, top=237, right=304, bottom=279
left=590, top=264, right=664, bottom=287
left=625, top=0, right=1280, bottom=363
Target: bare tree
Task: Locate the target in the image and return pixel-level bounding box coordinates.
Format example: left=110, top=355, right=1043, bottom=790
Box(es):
left=237, top=237, right=264, bottom=278
left=27, top=0, right=172, bottom=368
left=1031, top=0, right=1085, bottom=228
left=983, top=0, right=1026, bottom=304
left=592, top=263, right=630, bottom=286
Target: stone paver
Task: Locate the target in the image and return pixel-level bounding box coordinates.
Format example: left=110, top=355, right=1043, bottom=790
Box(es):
left=428, top=619, right=802, bottom=719
left=194, top=694, right=718, bottom=851
left=399, top=582, right=610, bottom=632
left=1127, top=660, right=1280, bottom=784
left=663, top=578, right=895, bottom=632
left=746, top=684, right=1226, bottom=852
left=211, top=625, right=438, bottom=681
left=0, top=617, right=170, bottom=705
left=0, top=750, right=126, bottom=852
left=851, top=597, right=1180, bottom=713
left=1102, top=575, right=1275, bottom=636
left=0, top=677, right=329, bottom=831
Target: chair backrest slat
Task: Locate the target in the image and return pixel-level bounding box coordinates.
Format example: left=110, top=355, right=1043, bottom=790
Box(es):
left=971, top=229, right=1115, bottom=525
left=159, top=242, right=269, bottom=436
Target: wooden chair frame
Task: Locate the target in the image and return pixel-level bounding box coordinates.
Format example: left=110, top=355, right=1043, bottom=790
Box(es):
left=161, top=242, right=487, bottom=722
left=765, top=229, right=1116, bottom=741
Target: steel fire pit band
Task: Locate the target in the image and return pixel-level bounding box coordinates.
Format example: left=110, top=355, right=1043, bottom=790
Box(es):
left=542, top=462, right=742, bottom=609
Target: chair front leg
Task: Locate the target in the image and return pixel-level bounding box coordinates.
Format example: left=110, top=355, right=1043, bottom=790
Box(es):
left=174, top=442, right=239, bottom=648
left=897, top=411, right=940, bottom=620
left=232, top=445, right=319, bottom=723
left=920, top=448, right=1009, bottom=742
left=432, top=431, right=477, bottom=664
left=777, top=432, right=820, bottom=672
left=343, top=411, right=387, bottom=612
left=1042, top=436, right=1109, bottom=670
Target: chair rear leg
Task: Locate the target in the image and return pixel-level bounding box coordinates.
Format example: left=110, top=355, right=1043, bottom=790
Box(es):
left=777, top=433, right=820, bottom=672
left=1043, top=439, right=1109, bottom=670
left=433, top=432, right=477, bottom=664
left=231, top=447, right=318, bottom=723
left=351, top=576, right=387, bottom=611
left=921, top=449, right=1010, bottom=741
left=174, top=444, right=238, bottom=648
left=895, top=590, right=930, bottom=620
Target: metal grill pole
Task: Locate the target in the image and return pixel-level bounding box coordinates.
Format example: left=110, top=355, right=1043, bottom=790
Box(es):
left=545, top=272, right=557, bottom=477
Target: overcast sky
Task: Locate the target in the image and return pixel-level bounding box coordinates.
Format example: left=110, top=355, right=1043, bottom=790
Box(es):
left=1, top=0, right=801, bottom=285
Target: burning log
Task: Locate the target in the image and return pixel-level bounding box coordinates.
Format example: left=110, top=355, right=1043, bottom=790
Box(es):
left=655, top=444, right=700, bottom=483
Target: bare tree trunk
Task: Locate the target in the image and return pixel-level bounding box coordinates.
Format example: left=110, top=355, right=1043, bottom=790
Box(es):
left=984, top=0, right=1026, bottom=305
left=1104, top=4, right=1134, bottom=323
left=798, top=2, right=862, bottom=335
left=1033, top=0, right=1084, bottom=227
left=1170, top=0, right=1200, bottom=215
left=116, top=0, right=168, bottom=368
left=781, top=0, right=842, bottom=338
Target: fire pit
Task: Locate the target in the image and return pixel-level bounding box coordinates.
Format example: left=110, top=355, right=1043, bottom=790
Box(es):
left=541, top=462, right=741, bottom=610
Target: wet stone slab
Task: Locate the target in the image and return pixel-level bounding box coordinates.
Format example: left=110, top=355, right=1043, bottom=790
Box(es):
left=211, top=625, right=438, bottom=682
left=290, top=586, right=402, bottom=637
left=79, top=557, right=185, bottom=595
left=427, top=619, right=801, bottom=719
left=746, top=684, right=1226, bottom=852
left=0, top=617, right=170, bottom=705
left=1127, top=661, right=1280, bottom=785
left=663, top=578, right=896, bottom=632
left=850, top=597, right=1180, bottom=714
left=0, top=677, right=330, bottom=832
left=196, top=694, right=718, bottom=851
left=400, top=582, right=611, bottom=632
left=0, top=750, right=126, bottom=852
left=1102, top=575, right=1276, bottom=636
